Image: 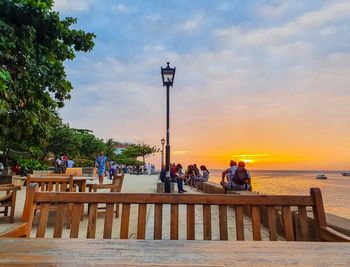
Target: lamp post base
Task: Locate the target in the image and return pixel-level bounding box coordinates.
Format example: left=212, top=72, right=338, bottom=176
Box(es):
left=164, top=177, right=171, bottom=193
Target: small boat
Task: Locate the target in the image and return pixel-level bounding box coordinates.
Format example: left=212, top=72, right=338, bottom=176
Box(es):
left=316, top=174, right=327, bottom=179
left=341, top=172, right=350, bottom=176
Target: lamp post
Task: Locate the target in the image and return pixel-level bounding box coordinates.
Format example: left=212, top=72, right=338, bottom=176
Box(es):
left=161, top=62, right=176, bottom=193
left=161, top=137, right=165, bottom=169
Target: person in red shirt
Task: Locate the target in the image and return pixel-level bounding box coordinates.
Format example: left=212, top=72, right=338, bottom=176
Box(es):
left=12, top=162, right=20, bottom=175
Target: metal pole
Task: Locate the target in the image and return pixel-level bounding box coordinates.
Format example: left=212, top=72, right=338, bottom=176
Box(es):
left=164, top=84, right=171, bottom=193
left=161, top=143, right=164, bottom=169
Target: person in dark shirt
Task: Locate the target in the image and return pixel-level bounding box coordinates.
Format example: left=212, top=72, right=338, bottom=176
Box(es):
left=170, top=163, right=186, bottom=193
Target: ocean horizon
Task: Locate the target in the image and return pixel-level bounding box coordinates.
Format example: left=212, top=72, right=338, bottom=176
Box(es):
left=207, top=169, right=350, bottom=220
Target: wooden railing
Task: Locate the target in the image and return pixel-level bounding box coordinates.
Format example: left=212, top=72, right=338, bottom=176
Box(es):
left=22, top=184, right=350, bottom=241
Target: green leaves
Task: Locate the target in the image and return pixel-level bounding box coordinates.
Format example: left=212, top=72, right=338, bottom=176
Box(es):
left=114, top=142, right=159, bottom=166
left=0, top=0, right=95, bottom=164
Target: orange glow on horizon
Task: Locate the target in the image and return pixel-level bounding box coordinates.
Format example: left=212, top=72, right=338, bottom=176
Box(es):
left=148, top=149, right=350, bottom=171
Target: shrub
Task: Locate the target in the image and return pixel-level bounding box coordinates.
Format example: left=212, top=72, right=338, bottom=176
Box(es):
left=17, top=158, right=48, bottom=171
left=74, top=158, right=94, bottom=167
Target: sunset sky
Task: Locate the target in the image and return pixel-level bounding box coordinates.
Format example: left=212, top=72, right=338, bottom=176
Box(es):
left=54, top=0, right=350, bottom=170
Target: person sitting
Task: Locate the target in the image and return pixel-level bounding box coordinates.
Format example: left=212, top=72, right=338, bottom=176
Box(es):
left=185, top=165, right=195, bottom=185
left=192, top=163, right=202, bottom=186
left=220, top=160, right=238, bottom=190
left=220, top=160, right=252, bottom=191
left=194, top=165, right=210, bottom=190
left=199, top=165, right=209, bottom=182
left=170, top=164, right=187, bottom=193
left=235, top=161, right=252, bottom=191
left=12, top=162, right=21, bottom=175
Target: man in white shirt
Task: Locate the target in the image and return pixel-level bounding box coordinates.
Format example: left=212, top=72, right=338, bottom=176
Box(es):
left=220, top=160, right=237, bottom=190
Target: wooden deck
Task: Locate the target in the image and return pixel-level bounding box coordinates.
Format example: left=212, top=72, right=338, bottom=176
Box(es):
left=0, top=239, right=349, bottom=266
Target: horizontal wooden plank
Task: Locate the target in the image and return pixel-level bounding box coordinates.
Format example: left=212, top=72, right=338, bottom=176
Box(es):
left=33, top=192, right=315, bottom=206
left=0, top=239, right=349, bottom=266
left=28, top=178, right=72, bottom=182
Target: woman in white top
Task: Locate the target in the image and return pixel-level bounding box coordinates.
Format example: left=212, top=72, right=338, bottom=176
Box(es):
left=200, top=165, right=209, bottom=182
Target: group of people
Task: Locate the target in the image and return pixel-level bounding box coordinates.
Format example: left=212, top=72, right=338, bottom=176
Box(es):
left=96, top=150, right=252, bottom=192
left=220, top=160, right=252, bottom=191
left=94, top=151, right=127, bottom=184
left=184, top=164, right=210, bottom=187
left=160, top=160, right=252, bottom=193
left=160, top=163, right=210, bottom=193
left=55, top=155, right=74, bottom=173
left=11, top=161, right=29, bottom=176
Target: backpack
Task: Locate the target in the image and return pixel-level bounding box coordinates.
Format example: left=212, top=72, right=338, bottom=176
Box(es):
left=233, top=168, right=248, bottom=185
left=160, top=169, right=166, bottom=182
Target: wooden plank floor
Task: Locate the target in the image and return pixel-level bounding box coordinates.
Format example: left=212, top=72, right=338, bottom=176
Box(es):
left=1, top=239, right=350, bottom=266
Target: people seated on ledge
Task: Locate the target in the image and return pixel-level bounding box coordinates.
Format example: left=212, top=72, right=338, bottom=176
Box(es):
left=193, top=165, right=210, bottom=190
left=220, top=160, right=252, bottom=191
left=170, top=163, right=187, bottom=193
left=185, top=165, right=195, bottom=185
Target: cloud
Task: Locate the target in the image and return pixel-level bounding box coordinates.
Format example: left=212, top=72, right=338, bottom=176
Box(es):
left=215, top=1, right=350, bottom=46
left=177, top=13, right=205, bottom=33
left=143, top=45, right=166, bottom=52
left=258, top=1, right=303, bottom=19
left=146, top=13, right=161, bottom=23
left=114, top=3, right=129, bottom=13
left=58, top=1, right=350, bottom=168
left=53, top=0, right=97, bottom=12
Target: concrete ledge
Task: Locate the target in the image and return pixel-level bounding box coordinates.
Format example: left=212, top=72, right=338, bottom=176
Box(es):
left=157, top=181, right=175, bottom=193
left=199, top=181, right=226, bottom=194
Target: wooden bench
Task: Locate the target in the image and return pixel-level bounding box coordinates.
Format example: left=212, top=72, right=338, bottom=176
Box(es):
left=0, top=184, right=21, bottom=223
left=30, top=174, right=88, bottom=192
left=86, top=173, right=124, bottom=218
left=26, top=175, right=74, bottom=192
left=0, top=184, right=36, bottom=237
left=26, top=176, right=75, bottom=229
left=23, top=186, right=350, bottom=241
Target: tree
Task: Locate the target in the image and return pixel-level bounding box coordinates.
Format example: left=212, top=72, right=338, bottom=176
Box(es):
left=116, top=142, right=159, bottom=167
left=77, top=130, right=106, bottom=161
left=46, top=121, right=81, bottom=159
left=105, top=138, right=119, bottom=160
left=0, top=0, right=95, bottom=164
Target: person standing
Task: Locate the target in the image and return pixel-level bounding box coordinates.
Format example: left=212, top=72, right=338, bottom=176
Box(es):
left=67, top=159, right=74, bottom=168
left=109, top=161, right=116, bottom=179
left=95, top=151, right=109, bottom=184
left=146, top=163, right=152, bottom=176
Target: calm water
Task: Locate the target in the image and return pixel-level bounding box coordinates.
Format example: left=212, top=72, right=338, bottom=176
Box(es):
left=209, top=170, right=350, bottom=219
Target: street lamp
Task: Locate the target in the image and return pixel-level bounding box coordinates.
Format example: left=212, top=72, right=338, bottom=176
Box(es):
left=161, top=137, right=165, bottom=169
left=161, top=62, right=176, bottom=193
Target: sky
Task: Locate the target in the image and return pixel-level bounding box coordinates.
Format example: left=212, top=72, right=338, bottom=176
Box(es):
left=53, top=0, right=350, bottom=170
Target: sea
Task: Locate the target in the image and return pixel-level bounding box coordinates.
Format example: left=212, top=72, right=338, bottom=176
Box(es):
left=208, top=169, right=350, bottom=220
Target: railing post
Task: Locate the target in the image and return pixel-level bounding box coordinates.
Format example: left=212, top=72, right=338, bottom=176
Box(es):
left=310, top=188, right=327, bottom=241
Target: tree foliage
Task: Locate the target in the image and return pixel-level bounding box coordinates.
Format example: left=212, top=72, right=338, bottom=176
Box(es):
left=115, top=142, right=159, bottom=167
left=0, top=0, right=95, bottom=164
left=46, top=122, right=106, bottom=162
